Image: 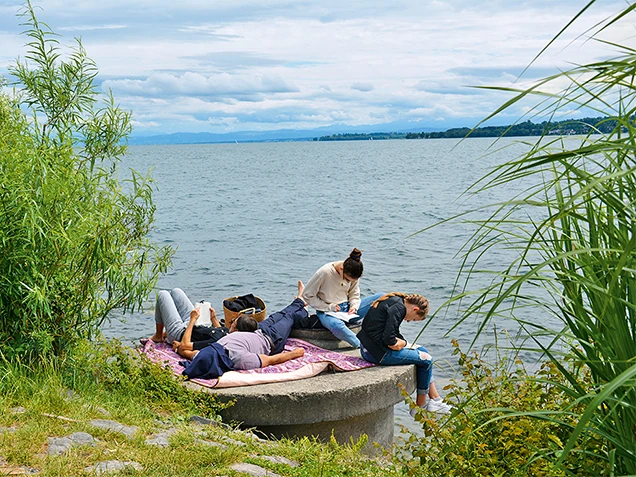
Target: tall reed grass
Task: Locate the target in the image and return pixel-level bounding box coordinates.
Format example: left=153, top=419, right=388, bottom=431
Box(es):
left=440, top=2, right=636, bottom=474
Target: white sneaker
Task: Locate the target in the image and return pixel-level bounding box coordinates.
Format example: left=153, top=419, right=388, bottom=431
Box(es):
left=425, top=398, right=452, bottom=414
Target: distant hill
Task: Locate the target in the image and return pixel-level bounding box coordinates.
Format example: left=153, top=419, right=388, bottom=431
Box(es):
left=127, top=123, right=439, bottom=145
left=406, top=116, right=619, bottom=139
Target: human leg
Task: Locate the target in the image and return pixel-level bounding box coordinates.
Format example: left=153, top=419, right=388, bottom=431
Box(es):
left=152, top=289, right=190, bottom=344
left=380, top=346, right=433, bottom=393
left=259, top=297, right=308, bottom=354
left=316, top=311, right=360, bottom=348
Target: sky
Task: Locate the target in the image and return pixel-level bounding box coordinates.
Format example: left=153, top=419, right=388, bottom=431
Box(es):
left=0, top=1, right=632, bottom=137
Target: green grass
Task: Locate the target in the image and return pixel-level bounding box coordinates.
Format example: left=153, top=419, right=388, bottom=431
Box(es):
left=0, top=340, right=402, bottom=477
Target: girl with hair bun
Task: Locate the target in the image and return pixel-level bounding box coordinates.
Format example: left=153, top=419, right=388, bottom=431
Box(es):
left=301, top=248, right=383, bottom=348
left=357, top=293, right=452, bottom=415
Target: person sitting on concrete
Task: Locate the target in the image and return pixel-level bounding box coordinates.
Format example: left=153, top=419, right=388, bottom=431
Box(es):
left=149, top=288, right=230, bottom=348
left=357, top=292, right=452, bottom=415
left=179, top=281, right=308, bottom=379
left=301, top=247, right=383, bottom=348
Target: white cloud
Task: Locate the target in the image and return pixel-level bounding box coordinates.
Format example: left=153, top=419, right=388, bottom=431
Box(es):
left=0, top=0, right=632, bottom=134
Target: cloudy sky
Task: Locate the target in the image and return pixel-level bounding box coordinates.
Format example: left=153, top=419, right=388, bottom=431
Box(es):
left=0, top=1, right=631, bottom=136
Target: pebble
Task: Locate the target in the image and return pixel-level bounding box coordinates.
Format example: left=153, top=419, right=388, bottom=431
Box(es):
left=10, top=407, right=26, bottom=414
left=230, top=463, right=281, bottom=477
left=84, top=460, right=142, bottom=474
left=89, top=419, right=138, bottom=439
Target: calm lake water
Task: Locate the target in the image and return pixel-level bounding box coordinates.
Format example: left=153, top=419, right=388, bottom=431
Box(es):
left=102, top=137, right=555, bottom=434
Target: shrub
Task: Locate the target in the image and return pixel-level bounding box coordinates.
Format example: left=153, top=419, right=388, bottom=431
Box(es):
left=0, top=2, right=173, bottom=361
left=396, top=341, right=605, bottom=476
left=63, top=339, right=230, bottom=419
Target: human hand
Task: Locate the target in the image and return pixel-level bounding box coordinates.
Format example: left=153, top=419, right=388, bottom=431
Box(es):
left=388, top=338, right=407, bottom=351
left=348, top=308, right=358, bottom=315
left=334, top=304, right=341, bottom=312
left=190, top=308, right=201, bottom=321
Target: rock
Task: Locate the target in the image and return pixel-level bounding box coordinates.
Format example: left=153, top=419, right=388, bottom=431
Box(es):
left=145, top=433, right=171, bottom=447
left=47, top=437, right=73, bottom=456
left=63, top=389, right=79, bottom=401
left=94, top=407, right=111, bottom=417
left=84, top=461, right=142, bottom=474
left=0, top=426, right=17, bottom=433
left=189, top=415, right=217, bottom=426
left=69, top=432, right=97, bottom=446
left=47, top=432, right=96, bottom=456
left=230, top=463, right=280, bottom=477
left=194, top=439, right=228, bottom=449
left=89, top=420, right=138, bottom=439
left=220, top=436, right=246, bottom=447
left=260, top=456, right=299, bottom=467
left=10, top=407, right=26, bottom=414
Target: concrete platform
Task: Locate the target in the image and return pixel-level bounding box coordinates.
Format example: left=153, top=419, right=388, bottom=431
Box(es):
left=188, top=349, right=415, bottom=454
left=289, top=323, right=361, bottom=350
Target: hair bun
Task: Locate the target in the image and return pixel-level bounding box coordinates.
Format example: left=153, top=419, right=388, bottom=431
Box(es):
left=349, top=247, right=362, bottom=261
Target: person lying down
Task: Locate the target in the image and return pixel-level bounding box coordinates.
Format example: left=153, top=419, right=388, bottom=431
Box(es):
left=178, top=282, right=308, bottom=380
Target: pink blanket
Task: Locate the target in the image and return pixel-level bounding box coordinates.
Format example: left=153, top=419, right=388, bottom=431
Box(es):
left=139, top=338, right=374, bottom=389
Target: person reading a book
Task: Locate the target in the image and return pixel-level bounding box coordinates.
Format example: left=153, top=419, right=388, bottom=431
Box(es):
left=177, top=281, right=308, bottom=380
left=149, top=288, right=230, bottom=348
left=301, top=248, right=383, bottom=348
left=357, top=292, right=452, bottom=415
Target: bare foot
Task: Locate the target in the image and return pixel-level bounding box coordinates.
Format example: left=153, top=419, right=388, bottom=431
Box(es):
left=289, top=347, right=305, bottom=359
left=296, top=280, right=306, bottom=304
left=149, top=333, right=163, bottom=343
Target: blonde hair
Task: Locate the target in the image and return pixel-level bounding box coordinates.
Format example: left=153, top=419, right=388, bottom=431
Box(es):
left=371, top=292, right=429, bottom=318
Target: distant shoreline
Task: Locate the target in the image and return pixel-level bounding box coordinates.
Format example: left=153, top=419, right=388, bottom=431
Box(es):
left=129, top=115, right=614, bottom=146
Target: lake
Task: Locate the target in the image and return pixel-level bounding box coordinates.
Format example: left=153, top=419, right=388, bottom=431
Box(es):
left=102, top=137, right=553, bottom=433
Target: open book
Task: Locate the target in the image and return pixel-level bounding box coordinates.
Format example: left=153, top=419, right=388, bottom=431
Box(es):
left=325, top=311, right=360, bottom=323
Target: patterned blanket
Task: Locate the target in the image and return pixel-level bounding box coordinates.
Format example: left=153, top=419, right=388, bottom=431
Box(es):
left=139, top=338, right=374, bottom=389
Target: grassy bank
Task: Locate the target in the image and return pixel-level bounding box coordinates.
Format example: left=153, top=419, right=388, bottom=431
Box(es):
left=0, top=340, right=400, bottom=476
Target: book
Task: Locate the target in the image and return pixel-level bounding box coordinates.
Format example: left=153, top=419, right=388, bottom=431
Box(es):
left=195, top=301, right=212, bottom=327
left=324, top=311, right=360, bottom=323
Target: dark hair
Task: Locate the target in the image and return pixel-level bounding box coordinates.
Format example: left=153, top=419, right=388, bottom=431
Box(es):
left=343, top=247, right=364, bottom=279
left=234, top=314, right=258, bottom=332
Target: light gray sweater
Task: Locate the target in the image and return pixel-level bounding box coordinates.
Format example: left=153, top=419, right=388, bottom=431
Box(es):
left=301, top=262, right=361, bottom=312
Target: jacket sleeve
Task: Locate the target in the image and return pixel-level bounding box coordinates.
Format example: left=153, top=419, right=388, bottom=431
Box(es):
left=347, top=280, right=361, bottom=310
left=301, top=267, right=337, bottom=312
left=381, top=303, right=404, bottom=347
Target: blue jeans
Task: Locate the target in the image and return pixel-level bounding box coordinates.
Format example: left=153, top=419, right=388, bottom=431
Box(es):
left=360, top=344, right=433, bottom=395
left=316, top=293, right=383, bottom=348
left=258, top=298, right=308, bottom=355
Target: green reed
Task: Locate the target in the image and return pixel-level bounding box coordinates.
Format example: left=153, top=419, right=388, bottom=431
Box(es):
left=436, top=3, right=636, bottom=474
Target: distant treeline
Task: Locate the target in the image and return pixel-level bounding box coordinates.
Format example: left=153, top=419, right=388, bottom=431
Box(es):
left=406, top=116, right=620, bottom=139
left=315, top=132, right=407, bottom=141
